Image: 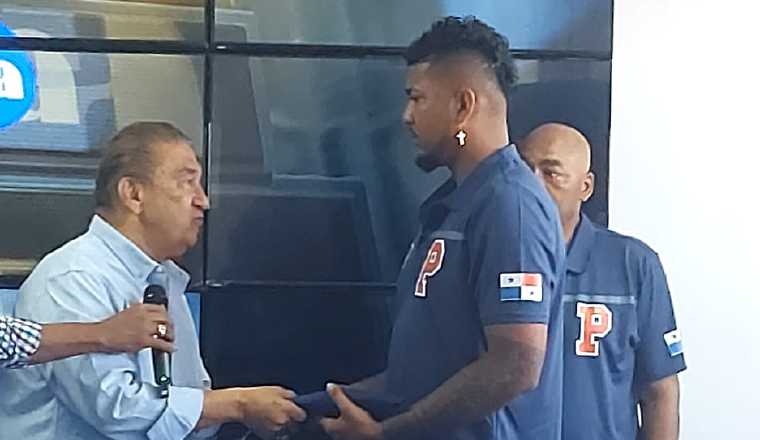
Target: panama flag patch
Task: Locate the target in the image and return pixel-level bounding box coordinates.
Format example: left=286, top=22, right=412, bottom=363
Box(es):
left=663, top=329, right=684, bottom=357
left=499, top=273, right=543, bottom=302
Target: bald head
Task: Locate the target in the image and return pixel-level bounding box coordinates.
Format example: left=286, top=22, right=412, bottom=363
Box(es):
left=521, top=123, right=591, bottom=174
left=518, top=123, right=595, bottom=242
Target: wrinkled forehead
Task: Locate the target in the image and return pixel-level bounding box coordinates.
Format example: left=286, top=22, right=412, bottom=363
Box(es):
left=151, top=141, right=202, bottom=175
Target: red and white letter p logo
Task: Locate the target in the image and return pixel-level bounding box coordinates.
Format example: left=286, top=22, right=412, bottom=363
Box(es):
left=414, top=239, right=445, bottom=297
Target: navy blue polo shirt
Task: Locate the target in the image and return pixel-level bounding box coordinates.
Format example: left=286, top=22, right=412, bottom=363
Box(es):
left=562, top=215, right=687, bottom=440
left=385, top=145, right=565, bottom=440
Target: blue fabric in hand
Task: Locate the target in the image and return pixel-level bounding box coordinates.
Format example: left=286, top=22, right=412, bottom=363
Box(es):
left=295, top=388, right=405, bottom=421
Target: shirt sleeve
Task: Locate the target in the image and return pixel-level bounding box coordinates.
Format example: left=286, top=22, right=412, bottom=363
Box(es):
left=30, top=271, right=205, bottom=439
left=0, top=315, right=42, bottom=369
left=634, top=252, right=687, bottom=388
left=468, top=186, right=563, bottom=327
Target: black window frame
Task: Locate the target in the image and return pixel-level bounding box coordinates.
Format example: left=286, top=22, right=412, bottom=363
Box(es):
left=0, top=0, right=613, bottom=291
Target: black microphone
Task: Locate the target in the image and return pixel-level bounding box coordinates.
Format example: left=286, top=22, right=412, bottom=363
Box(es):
left=143, top=284, right=171, bottom=398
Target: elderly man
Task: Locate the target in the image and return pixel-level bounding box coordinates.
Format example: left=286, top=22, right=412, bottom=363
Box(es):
left=0, top=122, right=305, bottom=439
left=519, top=123, right=686, bottom=440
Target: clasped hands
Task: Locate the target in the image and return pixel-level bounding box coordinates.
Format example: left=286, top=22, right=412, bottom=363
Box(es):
left=217, top=383, right=384, bottom=440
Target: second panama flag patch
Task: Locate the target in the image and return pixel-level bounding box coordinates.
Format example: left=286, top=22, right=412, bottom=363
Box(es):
left=500, top=273, right=543, bottom=302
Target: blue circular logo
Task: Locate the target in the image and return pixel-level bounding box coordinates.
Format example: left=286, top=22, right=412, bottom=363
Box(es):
left=0, top=21, right=37, bottom=130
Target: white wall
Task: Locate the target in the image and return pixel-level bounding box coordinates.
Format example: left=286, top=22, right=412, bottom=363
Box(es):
left=610, top=1, right=760, bottom=438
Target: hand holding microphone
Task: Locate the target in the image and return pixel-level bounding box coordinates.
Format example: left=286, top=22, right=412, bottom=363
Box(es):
left=143, top=284, right=172, bottom=398
left=96, top=302, right=174, bottom=354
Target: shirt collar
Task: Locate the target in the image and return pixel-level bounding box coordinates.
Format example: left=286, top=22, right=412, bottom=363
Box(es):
left=88, top=215, right=162, bottom=283
left=420, top=144, right=518, bottom=221
left=566, top=213, right=597, bottom=274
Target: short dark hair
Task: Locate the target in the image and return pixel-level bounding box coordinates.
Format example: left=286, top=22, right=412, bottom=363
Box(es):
left=94, top=121, right=192, bottom=210
left=405, top=16, right=517, bottom=98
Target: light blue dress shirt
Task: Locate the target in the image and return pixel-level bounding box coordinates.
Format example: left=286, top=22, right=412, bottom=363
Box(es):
left=0, top=215, right=215, bottom=439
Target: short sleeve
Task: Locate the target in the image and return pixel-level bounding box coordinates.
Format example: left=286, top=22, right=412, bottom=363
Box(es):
left=468, top=186, right=563, bottom=327
left=634, top=253, right=687, bottom=387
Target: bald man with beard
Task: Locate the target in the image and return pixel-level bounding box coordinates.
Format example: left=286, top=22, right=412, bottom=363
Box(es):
left=519, top=123, right=687, bottom=440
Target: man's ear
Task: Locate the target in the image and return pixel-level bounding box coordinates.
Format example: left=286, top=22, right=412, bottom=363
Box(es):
left=117, top=177, right=145, bottom=215
left=453, top=87, right=477, bottom=127
left=581, top=171, right=595, bottom=202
